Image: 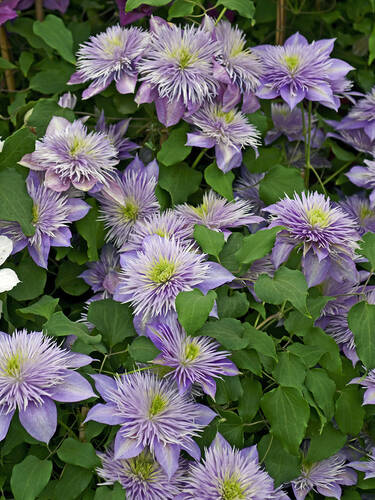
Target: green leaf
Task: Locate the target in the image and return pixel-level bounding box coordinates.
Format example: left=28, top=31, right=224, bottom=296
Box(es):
left=8, top=18, right=50, bottom=50
left=216, top=286, right=249, bottom=319
left=57, top=438, right=101, bottom=470
left=19, top=51, right=34, bottom=76
left=94, top=484, right=124, bottom=500
left=217, top=0, right=255, bottom=19
left=258, top=434, right=300, bottom=486
left=305, top=423, right=346, bottom=463
left=272, top=352, right=306, bottom=390
left=0, top=128, right=35, bottom=171
left=261, top=386, right=310, bottom=455
left=231, top=349, right=261, bottom=375
left=53, top=465, right=92, bottom=500
left=305, top=368, right=336, bottom=419
left=0, top=168, right=34, bottom=236
left=287, top=343, right=324, bottom=368
left=176, top=288, right=216, bottom=335
left=259, top=165, right=304, bottom=204
left=328, top=139, right=356, bottom=162
left=243, top=324, right=277, bottom=360
left=0, top=57, right=16, bottom=69
left=126, top=0, right=170, bottom=10
left=29, top=67, right=73, bottom=94
left=87, top=299, right=136, bottom=348
left=235, top=226, right=283, bottom=265
left=218, top=410, right=244, bottom=448
left=335, top=386, right=365, bottom=435
left=128, top=336, right=160, bottom=362
left=28, top=100, right=75, bottom=137
left=157, top=123, right=191, bottom=166
left=369, top=24, right=375, bottom=65
left=216, top=375, right=243, bottom=404
left=359, top=232, right=375, bottom=269
left=158, top=163, right=202, bottom=205
left=33, top=15, right=75, bottom=64
left=204, top=162, right=234, bottom=200
left=254, top=267, right=308, bottom=315
left=219, top=232, right=247, bottom=275
left=193, top=224, right=225, bottom=258
left=197, top=318, right=247, bottom=350
left=56, top=262, right=89, bottom=296
left=168, top=0, right=194, bottom=18
left=44, top=311, right=102, bottom=344
left=243, top=147, right=282, bottom=173
left=17, top=295, right=59, bottom=321
left=348, top=301, right=375, bottom=369
left=11, top=456, right=52, bottom=500
left=238, top=378, right=262, bottom=421
left=9, top=257, right=46, bottom=301
left=76, top=199, right=105, bottom=261
left=303, top=327, right=342, bottom=375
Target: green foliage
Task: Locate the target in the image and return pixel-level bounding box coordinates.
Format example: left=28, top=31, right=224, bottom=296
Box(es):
left=348, top=301, right=375, bottom=369
left=33, top=15, right=75, bottom=64
left=11, top=456, right=52, bottom=500
left=193, top=224, right=225, bottom=258
left=57, top=438, right=101, bottom=469
left=44, top=311, right=102, bottom=345
left=259, top=166, right=304, bottom=204
left=176, top=288, right=216, bottom=335
left=0, top=128, right=35, bottom=170
left=157, top=123, right=191, bottom=166
left=204, top=162, right=234, bottom=200
left=158, top=163, right=202, bottom=204
left=235, top=226, right=283, bottom=266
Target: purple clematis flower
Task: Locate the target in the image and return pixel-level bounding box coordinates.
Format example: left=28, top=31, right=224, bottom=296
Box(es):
left=327, top=126, right=375, bottom=156
left=338, top=194, right=375, bottom=235
left=19, top=117, right=119, bottom=192
left=136, top=19, right=220, bottom=127
left=186, top=103, right=261, bottom=173
left=349, top=449, right=375, bottom=480
left=233, top=167, right=265, bottom=217
left=69, top=25, right=149, bottom=99
left=116, top=0, right=153, bottom=26
left=336, top=87, right=375, bottom=140
left=58, top=92, right=77, bottom=110
left=0, top=329, right=95, bottom=443
left=96, top=111, right=139, bottom=160
left=264, top=192, right=361, bottom=287
left=0, top=172, right=90, bottom=268
left=291, top=451, right=357, bottom=500
left=176, top=190, right=263, bottom=238
left=0, top=0, right=20, bottom=25
left=350, top=369, right=375, bottom=405
left=121, top=210, right=192, bottom=252
left=347, top=160, right=375, bottom=208
left=147, top=318, right=239, bottom=398
left=253, top=32, right=353, bottom=110
left=178, top=433, right=289, bottom=500
left=79, top=244, right=121, bottom=300
left=114, top=235, right=234, bottom=318
left=18, top=0, right=69, bottom=13
left=96, top=156, right=159, bottom=248
left=97, top=447, right=187, bottom=499
left=204, top=17, right=263, bottom=113
left=86, top=370, right=216, bottom=479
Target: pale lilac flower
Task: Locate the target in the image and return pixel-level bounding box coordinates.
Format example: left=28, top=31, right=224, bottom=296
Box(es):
left=114, top=235, right=234, bottom=318
left=136, top=21, right=220, bottom=127
left=207, top=19, right=263, bottom=113
left=97, top=448, right=187, bottom=500
left=233, top=256, right=275, bottom=300
left=0, top=0, right=20, bottom=25
left=121, top=210, right=192, bottom=252
left=0, top=329, right=95, bottom=443
left=291, top=452, right=357, bottom=500
left=336, top=87, right=375, bottom=140
left=58, top=92, right=77, bottom=110
left=233, top=167, right=265, bottom=217
left=186, top=103, right=261, bottom=172
left=86, top=371, right=216, bottom=478
left=349, top=449, right=375, bottom=480
left=317, top=312, right=358, bottom=365
left=80, top=244, right=121, bottom=300
left=350, top=369, right=375, bottom=405
left=264, top=192, right=361, bottom=287
left=176, top=190, right=263, bottom=237
left=116, top=0, right=153, bottom=26
left=18, top=0, right=69, bottom=13
left=347, top=160, right=375, bottom=207
left=69, top=25, right=149, bottom=99
left=179, top=433, right=288, bottom=500
left=96, top=111, right=139, bottom=160
left=0, top=236, right=19, bottom=293
left=96, top=157, right=159, bottom=248
left=0, top=172, right=90, bottom=268
left=147, top=319, right=239, bottom=398
left=339, top=195, right=375, bottom=235
left=19, top=117, right=119, bottom=192
left=327, top=127, right=375, bottom=155
left=254, top=33, right=353, bottom=110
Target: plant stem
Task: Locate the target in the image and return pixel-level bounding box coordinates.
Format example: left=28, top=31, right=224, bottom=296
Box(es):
left=323, top=154, right=362, bottom=186
left=191, top=148, right=207, bottom=169
left=301, top=100, right=312, bottom=188
left=215, top=6, right=227, bottom=24
left=276, top=0, right=286, bottom=44
left=0, top=26, right=15, bottom=94
left=35, top=0, right=44, bottom=21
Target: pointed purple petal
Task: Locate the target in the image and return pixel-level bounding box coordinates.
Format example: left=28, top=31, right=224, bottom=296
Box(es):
left=0, top=408, right=14, bottom=441
left=116, top=73, right=137, bottom=94
left=90, top=374, right=118, bottom=401
left=114, top=432, right=145, bottom=459
left=154, top=441, right=180, bottom=479
left=196, top=262, right=235, bottom=294
left=66, top=199, right=90, bottom=222
left=19, top=397, right=57, bottom=443
left=194, top=403, right=216, bottom=425
left=49, top=372, right=96, bottom=402
left=85, top=403, right=124, bottom=425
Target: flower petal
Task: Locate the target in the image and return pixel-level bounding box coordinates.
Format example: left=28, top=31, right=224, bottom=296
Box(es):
left=0, top=235, right=13, bottom=265
left=19, top=397, right=57, bottom=443
left=0, top=268, right=20, bottom=293
left=114, top=432, right=144, bottom=459
left=154, top=441, right=180, bottom=479
left=0, top=408, right=14, bottom=441
left=49, top=371, right=97, bottom=402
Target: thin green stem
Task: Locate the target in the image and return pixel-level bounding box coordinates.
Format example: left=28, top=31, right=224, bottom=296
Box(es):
left=323, top=153, right=362, bottom=186
left=191, top=148, right=207, bottom=169
left=215, top=6, right=227, bottom=24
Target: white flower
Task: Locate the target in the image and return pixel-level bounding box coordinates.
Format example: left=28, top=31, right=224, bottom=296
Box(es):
left=0, top=236, right=20, bottom=293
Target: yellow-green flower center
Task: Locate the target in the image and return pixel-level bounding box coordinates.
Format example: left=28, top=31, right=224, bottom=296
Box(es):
left=149, top=258, right=176, bottom=284
left=149, top=393, right=168, bottom=417
left=360, top=206, right=373, bottom=220
left=230, top=41, right=246, bottom=58
left=307, top=207, right=330, bottom=228
left=213, top=107, right=237, bottom=124
left=155, top=228, right=168, bottom=238
left=284, top=54, right=300, bottom=72
left=193, top=202, right=209, bottom=218
left=128, top=453, right=156, bottom=480
left=122, top=201, right=139, bottom=222
left=221, top=477, right=245, bottom=500
left=184, top=341, right=200, bottom=362
left=70, top=137, right=86, bottom=156
left=3, top=352, right=23, bottom=378
left=170, top=46, right=197, bottom=69
left=32, top=204, right=39, bottom=224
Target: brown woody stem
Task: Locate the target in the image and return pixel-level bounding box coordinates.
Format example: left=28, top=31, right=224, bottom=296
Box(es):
left=0, top=25, right=15, bottom=93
